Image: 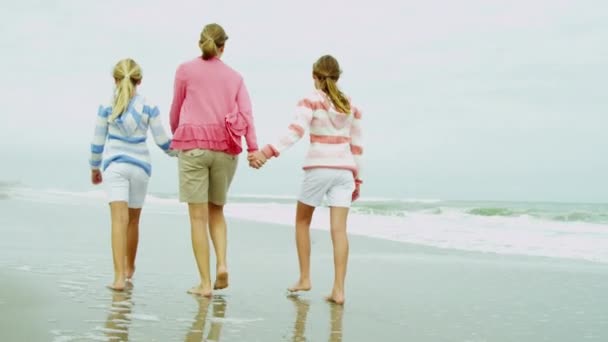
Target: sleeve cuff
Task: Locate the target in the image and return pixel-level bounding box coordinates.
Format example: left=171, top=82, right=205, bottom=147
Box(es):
left=261, top=145, right=279, bottom=159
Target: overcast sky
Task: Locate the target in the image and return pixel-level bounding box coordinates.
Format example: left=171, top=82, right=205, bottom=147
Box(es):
left=1, top=0, right=606, bottom=202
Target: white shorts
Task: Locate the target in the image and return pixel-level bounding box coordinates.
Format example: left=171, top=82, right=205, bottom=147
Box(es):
left=299, top=168, right=355, bottom=208
left=103, top=162, right=150, bottom=208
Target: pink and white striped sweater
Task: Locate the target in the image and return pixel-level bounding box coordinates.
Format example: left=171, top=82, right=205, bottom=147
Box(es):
left=261, top=90, right=363, bottom=181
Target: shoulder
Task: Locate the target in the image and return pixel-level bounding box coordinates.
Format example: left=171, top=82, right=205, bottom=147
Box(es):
left=97, top=105, right=111, bottom=118
left=296, top=90, right=327, bottom=110
left=134, top=95, right=160, bottom=118
left=351, top=105, right=362, bottom=119
left=175, top=57, right=200, bottom=76
left=344, top=94, right=362, bottom=119
left=214, top=59, right=244, bottom=83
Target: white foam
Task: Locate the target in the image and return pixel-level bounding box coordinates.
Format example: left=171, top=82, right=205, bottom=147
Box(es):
left=9, top=187, right=608, bottom=263
left=126, top=313, right=160, bottom=322
left=222, top=202, right=608, bottom=263
left=59, top=284, right=84, bottom=291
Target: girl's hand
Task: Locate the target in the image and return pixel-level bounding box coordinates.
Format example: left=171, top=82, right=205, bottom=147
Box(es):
left=352, top=179, right=362, bottom=202
left=91, top=169, right=102, bottom=185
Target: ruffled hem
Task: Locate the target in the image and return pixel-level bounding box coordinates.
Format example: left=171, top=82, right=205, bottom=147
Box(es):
left=170, top=124, right=241, bottom=154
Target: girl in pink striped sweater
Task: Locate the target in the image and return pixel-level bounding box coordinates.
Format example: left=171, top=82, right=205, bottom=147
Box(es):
left=249, top=55, right=363, bottom=304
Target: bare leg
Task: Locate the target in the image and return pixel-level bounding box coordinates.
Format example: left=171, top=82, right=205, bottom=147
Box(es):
left=325, top=206, right=349, bottom=305
left=208, top=203, right=228, bottom=290
left=288, top=201, right=315, bottom=292
left=109, top=201, right=129, bottom=291
left=188, top=203, right=212, bottom=297
left=125, top=208, right=142, bottom=280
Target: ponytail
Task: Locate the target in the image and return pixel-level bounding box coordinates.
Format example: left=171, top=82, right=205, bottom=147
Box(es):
left=110, top=77, right=135, bottom=121
left=313, top=55, right=351, bottom=114
left=201, top=36, right=218, bottom=60
left=324, top=77, right=351, bottom=114
left=109, top=58, right=142, bottom=122
left=199, top=23, right=229, bottom=60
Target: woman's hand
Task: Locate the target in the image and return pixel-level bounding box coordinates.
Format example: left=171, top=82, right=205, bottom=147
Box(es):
left=91, top=169, right=103, bottom=185
left=247, top=151, right=267, bottom=169
left=167, top=149, right=179, bottom=157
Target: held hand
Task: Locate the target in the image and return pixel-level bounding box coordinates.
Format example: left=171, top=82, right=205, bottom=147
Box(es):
left=91, top=169, right=103, bottom=185
left=247, top=151, right=267, bottom=169
left=167, top=149, right=179, bottom=157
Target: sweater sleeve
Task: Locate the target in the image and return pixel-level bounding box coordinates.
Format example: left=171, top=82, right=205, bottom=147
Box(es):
left=145, top=105, right=173, bottom=154
left=90, top=106, right=110, bottom=170
left=261, top=98, right=314, bottom=159
left=169, top=66, right=186, bottom=134
left=236, top=80, right=258, bottom=152
left=350, top=106, right=363, bottom=180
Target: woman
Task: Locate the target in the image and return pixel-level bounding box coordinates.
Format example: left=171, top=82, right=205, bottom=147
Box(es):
left=169, top=23, right=259, bottom=297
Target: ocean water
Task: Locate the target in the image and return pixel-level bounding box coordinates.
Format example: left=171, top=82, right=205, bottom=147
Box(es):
left=3, top=181, right=607, bottom=264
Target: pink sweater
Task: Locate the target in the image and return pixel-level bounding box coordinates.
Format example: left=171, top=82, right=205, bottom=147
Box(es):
left=169, top=57, right=258, bottom=153
left=262, top=90, right=363, bottom=180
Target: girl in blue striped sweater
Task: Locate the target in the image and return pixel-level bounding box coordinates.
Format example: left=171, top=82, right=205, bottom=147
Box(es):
left=90, top=58, right=175, bottom=291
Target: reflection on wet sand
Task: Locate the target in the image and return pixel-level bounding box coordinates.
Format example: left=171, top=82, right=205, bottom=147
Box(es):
left=287, top=295, right=345, bottom=342
left=327, top=302, right=344, bottom=342
left=185, top=295, right=227, bottom=342
left=288, top=295, right=311, bottom=342
left=103, top=287, right=133, bottom=341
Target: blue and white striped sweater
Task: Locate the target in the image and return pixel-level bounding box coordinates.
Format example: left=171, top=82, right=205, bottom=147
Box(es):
left=90, top=95, right=173, bottom=176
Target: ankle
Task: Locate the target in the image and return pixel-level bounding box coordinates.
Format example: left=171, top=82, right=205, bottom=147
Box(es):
left=299, top=277, right=311, bottom=283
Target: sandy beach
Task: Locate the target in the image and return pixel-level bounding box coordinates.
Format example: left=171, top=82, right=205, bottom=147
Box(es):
left=1, top=193, right=607, bottom=341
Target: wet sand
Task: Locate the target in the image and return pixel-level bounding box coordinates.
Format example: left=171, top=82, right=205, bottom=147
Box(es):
left=1, top=196, right=607, bottom=341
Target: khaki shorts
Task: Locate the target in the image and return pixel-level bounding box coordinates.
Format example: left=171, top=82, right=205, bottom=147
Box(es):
left=178, top=149, right=238, bottom=205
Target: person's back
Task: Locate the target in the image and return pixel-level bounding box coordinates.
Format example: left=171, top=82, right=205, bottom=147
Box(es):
left=169, top=23, right=259, bottom=297
left=173, top=58, right=243, bottom=128
left=170, top=55, right=257, bottom=153
left=96, top=95, right=171, bottom=175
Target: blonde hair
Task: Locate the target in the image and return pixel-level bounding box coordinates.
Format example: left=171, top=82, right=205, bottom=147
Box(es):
left=110, top=58, right=142, bottom=122
left=199, top=23, right=228, bottom=60
left=313, top=55, right=351, bottom=114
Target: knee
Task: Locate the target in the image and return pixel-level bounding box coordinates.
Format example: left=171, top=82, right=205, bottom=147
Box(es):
left=128, top=216, right=139, bottom=228
left=330, top=225, right=347, bottom=235
left=296, top=216, right=313, bottom=227
left=190, top=211, right=208, bottom=222
left=115, top=214, right=129, bottom=227
left=189, top=204, right=209, bottom=221
left=208, top=203, right=225, bottom=218
left=209, top=203, right=224, bottom=213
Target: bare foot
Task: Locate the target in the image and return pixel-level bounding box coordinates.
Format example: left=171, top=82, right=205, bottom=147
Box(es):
left=107, top=280, right=127, bottom=292
left=325, top=291, right=345, bottom=305
left=214, top=269, right=229, bottom=290
left=187, top=285, right=212, bottom=298
left=288, top=279, right=312, bottom=293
